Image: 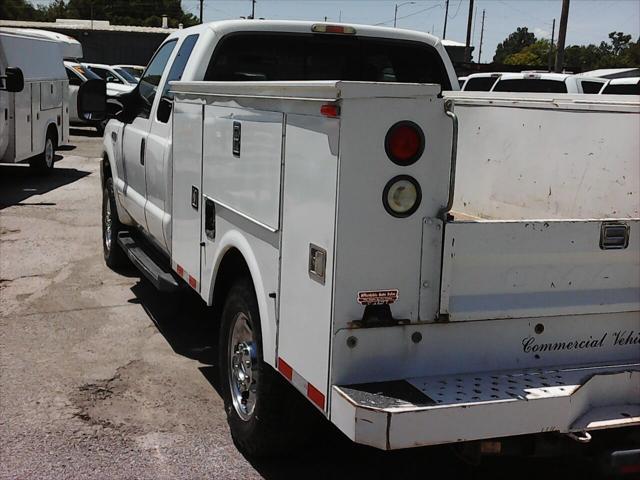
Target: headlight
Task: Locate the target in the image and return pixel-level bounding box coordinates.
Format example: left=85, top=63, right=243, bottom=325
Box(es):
left=382, top=175, right=421, bottom=218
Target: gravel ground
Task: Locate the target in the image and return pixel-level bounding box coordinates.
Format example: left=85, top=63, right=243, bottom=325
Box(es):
left=0, top=129, right=607, bottom=479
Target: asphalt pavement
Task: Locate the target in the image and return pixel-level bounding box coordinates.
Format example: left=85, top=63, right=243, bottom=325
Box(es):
left=0, top=128, right=604, bottom=479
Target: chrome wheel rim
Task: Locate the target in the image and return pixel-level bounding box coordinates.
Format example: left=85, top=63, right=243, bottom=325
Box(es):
left=45, top=138, right=54, bottom=168
left=104, top=196, right=112, bottom=252
left=228, top=312, right=258, bottom=421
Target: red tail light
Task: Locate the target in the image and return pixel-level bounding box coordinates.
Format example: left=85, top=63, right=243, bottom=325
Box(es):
left=385, top=121, right=424, bottom=166
left=320, top=104, right=340, bottom=118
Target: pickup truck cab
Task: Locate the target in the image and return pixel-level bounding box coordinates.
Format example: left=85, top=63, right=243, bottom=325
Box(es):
left=490, top=71, right=606, bottom=94
left=93, top=20, right=639, bottom=466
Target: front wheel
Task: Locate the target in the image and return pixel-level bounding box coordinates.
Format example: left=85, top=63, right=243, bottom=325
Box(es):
left=102, top=177, right=128, bottom=269
left=219, top=277, right=307, bottom=457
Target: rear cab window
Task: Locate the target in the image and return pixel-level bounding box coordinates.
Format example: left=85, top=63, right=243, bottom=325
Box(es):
left=492, top=79, right=568, bottom=93
left=580, top=80, right=604, bottom=94
left=601, top=83, right=640, bottom=95
left=463, top=76, right=498, bottom=91
left=204, top=32, right=451, bottom=89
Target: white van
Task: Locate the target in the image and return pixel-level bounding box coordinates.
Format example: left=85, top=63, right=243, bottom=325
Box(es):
left=0, top=28, right=70, bottom=172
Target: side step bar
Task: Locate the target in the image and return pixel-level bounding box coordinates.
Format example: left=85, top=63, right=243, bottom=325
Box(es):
left=117, top=231, right=181, bottom=292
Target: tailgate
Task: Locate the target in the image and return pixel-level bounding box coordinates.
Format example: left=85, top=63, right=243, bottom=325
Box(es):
left=440, top=219, right=640, bottom=321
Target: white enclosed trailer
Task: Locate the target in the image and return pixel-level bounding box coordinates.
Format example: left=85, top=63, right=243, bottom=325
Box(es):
left=0, top=28, right=70, bottom=171
left=87, top=20, right=639, bottom=465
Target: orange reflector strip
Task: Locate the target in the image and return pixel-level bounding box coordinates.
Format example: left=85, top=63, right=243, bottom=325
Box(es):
left=320, top=104, right=340, bottom=118
left=307, top=382, right=326, bottom=410
left=278, top=357, right=293, bottom=380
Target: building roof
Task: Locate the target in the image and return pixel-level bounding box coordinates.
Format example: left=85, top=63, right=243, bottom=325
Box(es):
left=0, top=19, right=176, bottom=34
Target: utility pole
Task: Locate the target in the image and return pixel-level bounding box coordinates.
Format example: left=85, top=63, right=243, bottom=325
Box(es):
left=394, top=2, right=416, bottom=28
left=548, top=18, right=556, bottom=72
left=478, top=9, right=485, bottom=64
left=464, top=0, right=475, bottom=63
left=442, top=0, right=449, bottom=39
left=199, top=0, right=203, bottom=24
left=554, top=0, right=570, bottom=72
left=249, top=0, right=256, bottom=19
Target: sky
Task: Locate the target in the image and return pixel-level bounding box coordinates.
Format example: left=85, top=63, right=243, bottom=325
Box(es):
left=33, top=0, right=640, bottom=62
left=190, top=0, right=640, bottom=62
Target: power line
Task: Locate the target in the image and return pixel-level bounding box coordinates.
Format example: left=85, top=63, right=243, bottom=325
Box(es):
left=375, top=3, right=442, bottom=27
left=448, top=0, right=463, bottom=21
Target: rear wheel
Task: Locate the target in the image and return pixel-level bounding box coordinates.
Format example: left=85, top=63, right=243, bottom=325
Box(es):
left=102, top=177, right=128, bottom=269
left=29, top=132, right=55, bottom=173
left=219, top=277, right=307, bottom=457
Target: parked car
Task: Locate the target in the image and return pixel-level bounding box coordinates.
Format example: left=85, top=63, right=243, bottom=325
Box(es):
left=83, top=63, right=137, bottom=90
left=113, top=64, right=145, bottom=81
left=65, top=61, right=106, bottom=132
left=490, top=72, right=606, bottom=94
left=600, top=77, right=640, bottom=95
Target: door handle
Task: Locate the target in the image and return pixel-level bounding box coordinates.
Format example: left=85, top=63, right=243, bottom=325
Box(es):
left=140, top=138, right=145, bottom=165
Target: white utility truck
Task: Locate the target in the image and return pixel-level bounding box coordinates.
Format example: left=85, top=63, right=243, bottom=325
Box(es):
left=87, top=20, right=639, bottom=466
left=0, top=28, right=70, bottom=171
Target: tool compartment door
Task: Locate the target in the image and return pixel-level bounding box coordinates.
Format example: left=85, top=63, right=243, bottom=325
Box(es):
left=439, top=219, right=640, bottom=321
left=171, top=101, right=203, bottom=288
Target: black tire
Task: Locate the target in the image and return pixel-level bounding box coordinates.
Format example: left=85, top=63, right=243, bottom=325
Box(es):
left=96, top=119, right=108, bottom=136
left=29, top=132, right=55, bottom=173
left=102, top=177, right=128, bottom=269
left=219, top=277, right=307, bottom=457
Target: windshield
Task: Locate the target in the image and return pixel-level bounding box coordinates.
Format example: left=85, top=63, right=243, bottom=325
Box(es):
left=114, top=67, right=138, bottom=83
left=204, top=33, right=451, bottom=88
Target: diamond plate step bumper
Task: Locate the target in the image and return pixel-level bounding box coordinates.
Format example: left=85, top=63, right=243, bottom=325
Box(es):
left=331, top=362, right=640, bottom=450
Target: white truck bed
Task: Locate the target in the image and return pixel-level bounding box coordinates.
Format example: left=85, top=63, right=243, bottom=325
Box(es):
left=169, top=80, right=639, bottom=450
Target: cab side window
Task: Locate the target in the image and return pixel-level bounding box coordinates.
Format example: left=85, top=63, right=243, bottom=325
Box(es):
left=156, top=34, right=199, bottom=123
left=138, top=40, right=177, bottom=119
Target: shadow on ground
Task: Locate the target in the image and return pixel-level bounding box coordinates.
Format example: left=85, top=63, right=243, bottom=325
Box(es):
left=70, top=127, right=102, bottom=138
left=0, top=163, right=90, bottom=209
left=128, top=276, right=602, bottom=480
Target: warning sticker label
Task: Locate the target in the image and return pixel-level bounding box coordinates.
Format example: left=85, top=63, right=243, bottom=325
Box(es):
left=357, top=289, right=399, bottom=305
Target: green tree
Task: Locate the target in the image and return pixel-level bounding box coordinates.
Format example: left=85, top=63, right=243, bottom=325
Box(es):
left=493, top=27, right=536, bottom=64
left=563, top=32, right=639, bottom=70
left=9, top=0, right=199, bottom=28
left=0, top=0, right=38, bottom=20
left=504, top=39, right=553, bottom=66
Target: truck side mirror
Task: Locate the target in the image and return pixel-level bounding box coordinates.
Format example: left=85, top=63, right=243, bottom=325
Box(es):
left=77, top=79, right=107, bottom=121
left=157, top=96, right=173, bottom=123
left=2, top=67, right=24, bottom=92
